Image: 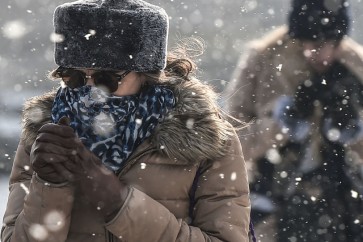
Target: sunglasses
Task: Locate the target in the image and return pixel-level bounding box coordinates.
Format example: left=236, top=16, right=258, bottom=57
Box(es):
left=55, top=67, right=131, bottom=93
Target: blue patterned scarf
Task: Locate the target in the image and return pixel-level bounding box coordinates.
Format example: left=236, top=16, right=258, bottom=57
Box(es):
left=51, top=85, right=175, bottom=171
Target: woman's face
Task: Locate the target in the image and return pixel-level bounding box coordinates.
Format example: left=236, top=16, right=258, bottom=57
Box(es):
left=72, top=69, right=144, bottom=96
left=301, top=40, right=339, bottom=73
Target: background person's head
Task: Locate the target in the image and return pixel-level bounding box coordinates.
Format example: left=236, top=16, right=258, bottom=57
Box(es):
left=288, top=0, right=350, bottom=73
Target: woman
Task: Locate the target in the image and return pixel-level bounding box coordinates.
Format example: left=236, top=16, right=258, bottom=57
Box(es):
left=1, top=0, right=250, bottom=241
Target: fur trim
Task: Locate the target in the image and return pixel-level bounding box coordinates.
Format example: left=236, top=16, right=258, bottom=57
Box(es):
left=247, top=26, right=363, bottom=72
left=21, top=81, right=234, bottom=164
left=153, top=79, right=234, bottom=163
left=246, top=25, right=363, bottom=87
left=21, top=90, right=57, bottom=150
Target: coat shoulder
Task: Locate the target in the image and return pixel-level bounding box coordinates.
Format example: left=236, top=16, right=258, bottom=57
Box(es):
left=240, top=26, right=300, bottom=69
left=248, top=25, right=289, bottom=53
left=151, top=79, right=236, bottom=164
left=21, top=81, right=235, bottom=165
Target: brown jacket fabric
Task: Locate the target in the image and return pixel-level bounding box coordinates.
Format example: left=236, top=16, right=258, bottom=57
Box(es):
left=1, top=79, right=251, bottom=242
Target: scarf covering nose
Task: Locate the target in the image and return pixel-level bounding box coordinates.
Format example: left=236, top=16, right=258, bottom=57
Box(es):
left=51, top=85, right=175, bottom=171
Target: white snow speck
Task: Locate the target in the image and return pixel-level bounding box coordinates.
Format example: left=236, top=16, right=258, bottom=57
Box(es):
left=230, top=172, right=237, bottom=181
left=275, top=133, right=283, bottom=141
left=29, top=224, right=48, bottom=241
left=214, top=19, right=224, bottom=28
left=303, top=49, right=312, bottom=58
left=2, top=20, right=29, bottom=39
left=44, top=210, right=65, bottom=232
left=20, top=183, right=29, bottom=195
left=266, top=148, right=281, bottom=164
left=326, top=128, right=340, bottom=142
left=267, top=8, right=275, bottom=15
left=186, top=118, right=194, bottom=129
left=85, top=29, right=96, bottom=40
left=50, top=33, right=65, bottom=43
left=93, top=113, right=114, bottom=137
left=14, top=84, right=22, bottom=92
left=280, top=171, right=288, bottom=178
left=351, top=190, right=358, bottom=199
left=135, top=118, right=142, bottom=125
left=321, top=18, right=330, bottom=25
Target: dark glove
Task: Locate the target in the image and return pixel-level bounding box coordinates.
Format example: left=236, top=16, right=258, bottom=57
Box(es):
left=292, top=76, right=323, bottom=118
left=30, top=117, right=79, bottom=184
left=73, top=142, right=129, bottom=222
left=273, top=96, right=311, bottom=142
left=317, top=63, right=363, bottom=143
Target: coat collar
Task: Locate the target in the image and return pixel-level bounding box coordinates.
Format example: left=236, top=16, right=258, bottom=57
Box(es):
left=21, top=79, right=234, bottom=164
left=248, top=25, right=363, bottom=84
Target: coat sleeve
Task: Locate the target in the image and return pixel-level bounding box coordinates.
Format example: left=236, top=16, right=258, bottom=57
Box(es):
left=1, top=141, right=75, bottom=242
left=105, top=133, right=251, bottom=242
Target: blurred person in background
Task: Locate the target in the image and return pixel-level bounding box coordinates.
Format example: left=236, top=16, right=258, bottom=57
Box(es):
left=224, top=0, right=363, bottom=241
left=1, top=0, right=251, bottom=241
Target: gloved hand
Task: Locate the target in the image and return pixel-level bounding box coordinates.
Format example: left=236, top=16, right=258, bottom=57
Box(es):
left=273, top=96, right=311, bottom=142
left=316, top=63, right=363, bottom=143
left=30, top=117, right=79, bottom=184
left=73, top=142, right=129, bottom=222
left=292, top=76, right=323, bottom=119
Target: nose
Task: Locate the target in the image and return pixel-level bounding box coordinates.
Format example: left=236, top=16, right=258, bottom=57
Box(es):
left=84, top=74, right=95, bottom=86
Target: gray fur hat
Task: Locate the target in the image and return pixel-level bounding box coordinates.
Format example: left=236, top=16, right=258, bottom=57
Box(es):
left=53, top=0, right=169, bottom=71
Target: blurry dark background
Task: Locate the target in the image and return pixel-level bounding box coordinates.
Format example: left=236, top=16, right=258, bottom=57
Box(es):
left=1, top=0, right=363, bottom=175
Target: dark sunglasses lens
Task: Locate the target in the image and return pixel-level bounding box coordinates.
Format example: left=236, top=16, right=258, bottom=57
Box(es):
left=93, top=72, right=119, bottom=93
left=56, top=68, right=68, bottom=78
left=56, top=68, right=85, bottom=89
left=66, top=71, right=85, bottom=89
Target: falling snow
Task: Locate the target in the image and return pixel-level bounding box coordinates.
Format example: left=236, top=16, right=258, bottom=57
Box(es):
left=29, top=224, right=48, bottom=241
left=1, top=0, right=363, bottom=241
left=2, top=20, right=29, bottom=39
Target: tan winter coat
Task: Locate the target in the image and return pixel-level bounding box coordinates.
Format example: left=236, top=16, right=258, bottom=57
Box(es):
left=1, top=79, right=251, bottom=242
left=224, top=26, right=363, bottom=173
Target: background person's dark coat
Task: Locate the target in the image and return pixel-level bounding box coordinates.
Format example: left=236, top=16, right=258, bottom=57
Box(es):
left=224, top=26, right=363, bottom=242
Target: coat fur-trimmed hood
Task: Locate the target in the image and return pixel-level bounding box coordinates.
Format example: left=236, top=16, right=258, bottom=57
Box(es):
left=248, top=25, right=363, bottom=83
left=21, top=79, right=234, bottom=164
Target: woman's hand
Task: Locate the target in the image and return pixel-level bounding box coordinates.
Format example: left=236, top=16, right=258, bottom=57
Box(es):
left=74, top=142, right=129, bottom=222
left=30, top=117, right=78, bottom=184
